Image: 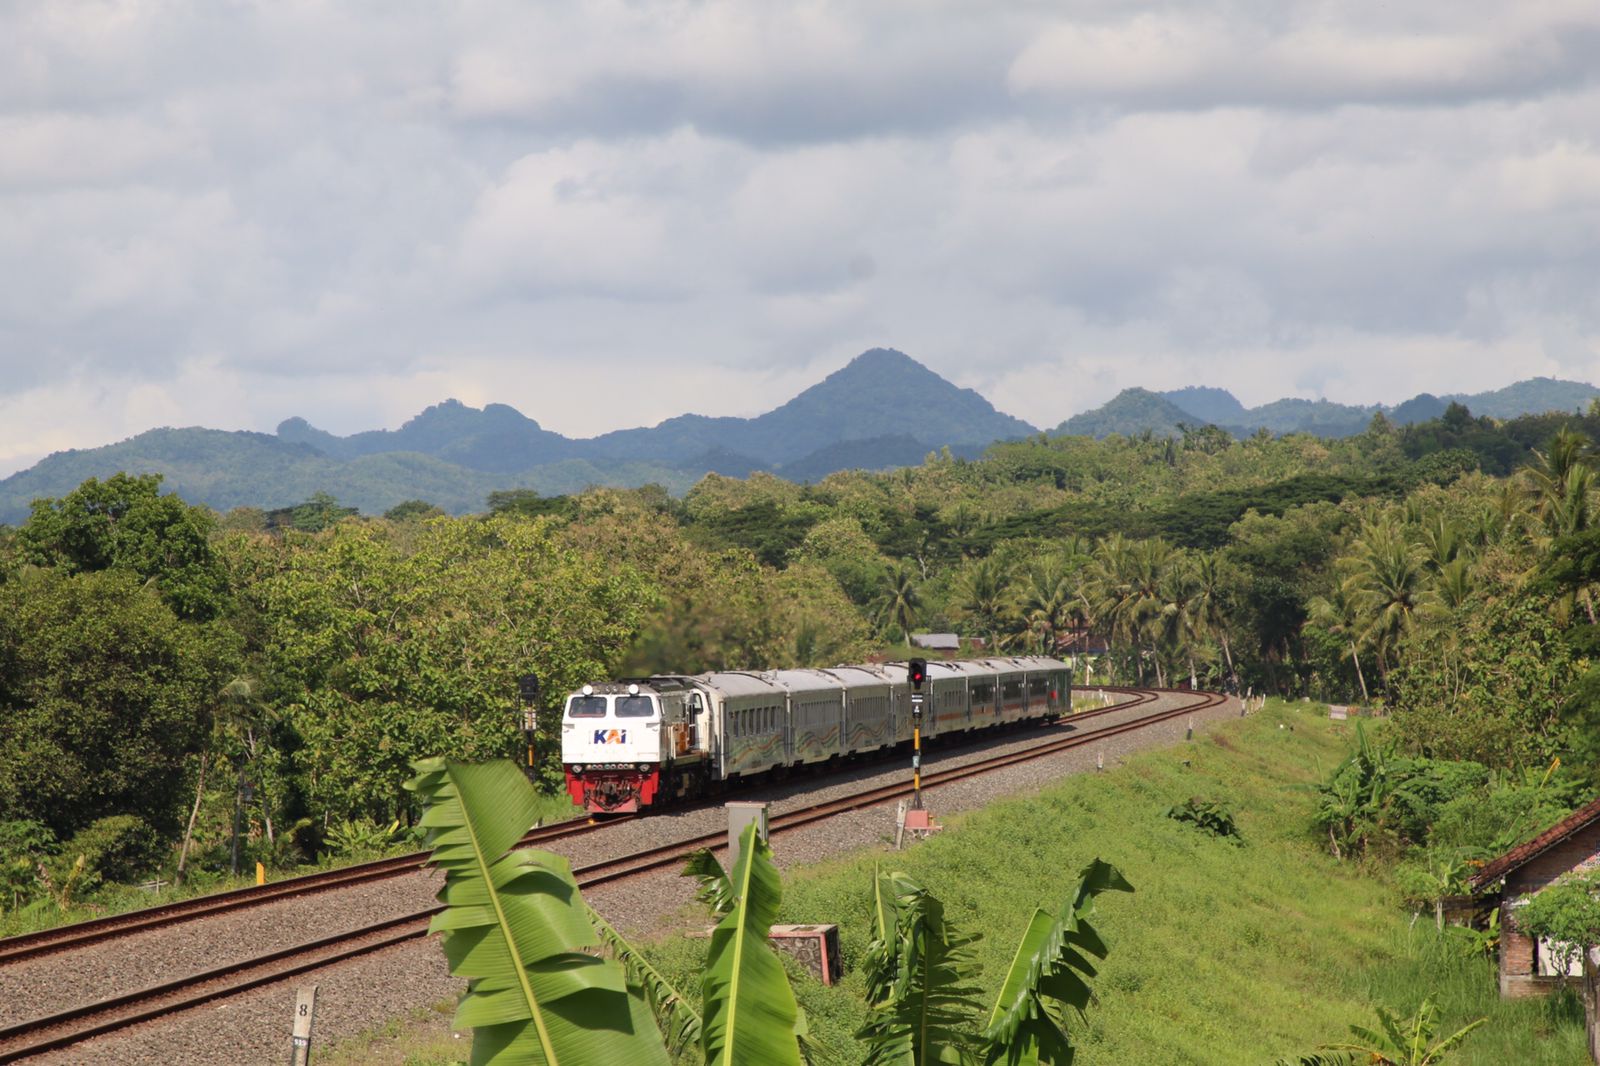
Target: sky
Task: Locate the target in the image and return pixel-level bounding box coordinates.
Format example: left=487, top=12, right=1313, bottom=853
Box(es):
left=2, top=0, right=1599, bottom=476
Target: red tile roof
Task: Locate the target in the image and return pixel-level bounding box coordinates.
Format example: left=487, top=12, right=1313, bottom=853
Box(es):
left=1469, top=793, right=1600, bottom=891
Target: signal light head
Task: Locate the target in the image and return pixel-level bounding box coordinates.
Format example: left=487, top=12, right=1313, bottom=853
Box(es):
left=908, top=658, right=928, bottom=689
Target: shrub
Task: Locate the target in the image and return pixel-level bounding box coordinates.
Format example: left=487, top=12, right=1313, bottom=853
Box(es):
left=1166, top=797, right=1242, bottom=841
left=52, top=814, right=165, bottom=889
left=0, top=820, right=57, bottom=911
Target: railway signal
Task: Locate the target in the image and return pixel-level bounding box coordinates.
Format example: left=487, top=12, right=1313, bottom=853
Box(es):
left=518, top=673, right=541, bottom=779
left=908, top=659, right=926, bottom=810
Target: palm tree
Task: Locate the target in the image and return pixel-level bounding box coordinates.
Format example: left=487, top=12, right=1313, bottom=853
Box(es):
left=958, top=557, right=1012, bottom=650
left=1307, top=583, right=1371, bottom=703
left=1341, top=520, right=1441, bottom=682
left=1524, top=427, right=1595, bottom=537
left=874, top=564, right=922, bottom=641
left=1017, top=559, right=1073, bottom=655
left=1190, top=553, right=1238, bottom=688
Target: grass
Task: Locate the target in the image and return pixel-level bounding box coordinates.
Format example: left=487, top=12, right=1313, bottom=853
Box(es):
left=315, top=701, right=1591, bottom=1064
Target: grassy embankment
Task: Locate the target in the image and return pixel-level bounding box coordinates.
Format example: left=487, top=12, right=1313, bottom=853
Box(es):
left=324, top=701, right=1588, bottom=1065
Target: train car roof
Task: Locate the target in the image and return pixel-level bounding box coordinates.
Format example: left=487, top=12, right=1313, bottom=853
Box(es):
left=820, top=665, right=893, bottom=687
left=766, top=668, right=845, bottom=694
left=696, top=671, right=788, bottom=698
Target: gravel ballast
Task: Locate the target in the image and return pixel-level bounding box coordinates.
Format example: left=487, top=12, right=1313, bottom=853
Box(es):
left=18, top=692, right=1239, bottom=1065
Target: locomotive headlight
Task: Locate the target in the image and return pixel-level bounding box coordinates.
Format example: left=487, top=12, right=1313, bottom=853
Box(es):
left=628, top=683, right=640, bottom=695
left=582, top=684, right=593, bottom=696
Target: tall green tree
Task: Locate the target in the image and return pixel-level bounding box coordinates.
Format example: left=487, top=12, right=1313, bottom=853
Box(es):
left=18, top=472, right=227, bottom=620
left=0, top=568, right=237, bottom=838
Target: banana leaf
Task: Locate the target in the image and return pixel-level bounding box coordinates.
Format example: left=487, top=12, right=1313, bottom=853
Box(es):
left=408, top=758, right=670, bottom=1066
left=980, top=859, right=1133, bottom=1066
left=700, top=822, right=805, bottom=1066
left=858, top=868, right=984, bottom=1066
left=588, top=902, right=702, bottom=1054
left=683, top=846, right=737, bottom=918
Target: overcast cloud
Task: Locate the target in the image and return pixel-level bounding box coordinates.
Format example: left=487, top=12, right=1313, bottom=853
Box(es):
left=2, top=0, right=1598, bottom=475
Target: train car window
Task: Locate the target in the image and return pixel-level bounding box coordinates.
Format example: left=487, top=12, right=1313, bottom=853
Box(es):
left=616, top=695, right=656, bottom=718
left=1003, top=679, right=1022, bottom=700
left=566, top=695, right=606, bottom=718
left=1028, top=677, right=1047, bottom=696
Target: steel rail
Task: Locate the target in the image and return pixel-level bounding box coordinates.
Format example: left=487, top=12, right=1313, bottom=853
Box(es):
left=0, top=817, right=622, bottom=967
left=0, top=688, right=1149, bottom=968
left=0, top=688, right=1217, bottom=1062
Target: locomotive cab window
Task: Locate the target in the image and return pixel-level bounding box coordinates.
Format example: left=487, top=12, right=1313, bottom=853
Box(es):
left=566, top=695, right=607, bottom=718
left=615, top=695, right=656, bottom=718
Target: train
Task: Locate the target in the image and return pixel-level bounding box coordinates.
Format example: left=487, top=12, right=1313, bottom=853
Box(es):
left=559, top=655, right=1072, bottom=813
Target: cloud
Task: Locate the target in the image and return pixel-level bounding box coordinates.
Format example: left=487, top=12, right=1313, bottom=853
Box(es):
left=1, top=1, right=1599, bottom=478
left=1009, top=3, right=1600, bottom=110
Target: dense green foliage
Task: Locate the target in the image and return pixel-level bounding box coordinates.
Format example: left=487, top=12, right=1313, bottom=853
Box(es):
left=4, top=400, right=1600, bottom=947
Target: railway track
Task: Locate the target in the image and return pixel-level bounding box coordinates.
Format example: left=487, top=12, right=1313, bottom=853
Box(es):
left=0, top=685, right=1149, bottom=969
left=0, top=686, right=1217, bottom=1062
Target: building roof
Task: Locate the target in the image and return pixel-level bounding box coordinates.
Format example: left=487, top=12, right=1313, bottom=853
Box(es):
left=1469, top=793, right=1600, bottom=891
left=910, top=633, right=960, bottom=650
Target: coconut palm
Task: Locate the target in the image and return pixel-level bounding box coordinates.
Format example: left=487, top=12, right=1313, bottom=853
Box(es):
left=1307, top=583, right=1371, bottom=703
left=958, top=557, right=1012, bottom=650
left=1190, top=553, right=1238, bottom=688
left=1524, top=427, right=1596, bottom=537
left=1017, top=559, right=1073, bottom=655
left=1341, top=520, right=1441, bottom=682
left=874, top=564, right=922, bottom=641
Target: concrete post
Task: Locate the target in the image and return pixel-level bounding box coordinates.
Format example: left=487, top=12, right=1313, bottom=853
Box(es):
left=726, top=801, right=770, bottom=874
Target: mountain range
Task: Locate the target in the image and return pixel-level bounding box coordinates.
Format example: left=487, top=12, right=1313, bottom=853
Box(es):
left=1056, top=378, right=1600, bottom=440
left=1, top=349, right=1595, bottom=523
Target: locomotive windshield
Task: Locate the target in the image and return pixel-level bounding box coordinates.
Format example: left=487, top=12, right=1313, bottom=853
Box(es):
left=615, top=695, right=657, bottom=718
left=566, top=695, right=607, bottom=718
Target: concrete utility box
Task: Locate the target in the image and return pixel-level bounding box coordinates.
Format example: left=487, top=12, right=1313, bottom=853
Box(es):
left=768, top=924, right=842, bottom=985
left=726, top=801, right=770, bottom=873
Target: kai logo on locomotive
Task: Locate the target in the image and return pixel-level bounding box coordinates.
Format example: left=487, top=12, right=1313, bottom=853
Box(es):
left=592, top=728, right=628, bottom=745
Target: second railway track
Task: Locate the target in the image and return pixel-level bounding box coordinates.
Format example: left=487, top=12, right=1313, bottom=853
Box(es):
left=0, top=686, right=1220, bottom=1063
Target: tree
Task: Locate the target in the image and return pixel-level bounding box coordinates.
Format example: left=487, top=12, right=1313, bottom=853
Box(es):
left=252, top=517, right=654, bottom=823
left=874, top=563, right=923, bottom=641
left=1340, top=519, right=1441, bottom=683
left=1514, top=871, right=1600, bottom=1060
left=408, top=758, right=672, bottom=1065
left=18, top=472, right=227, bottom=620
left=957, top=558, right=1013, bottom=650
left=383, top=499, right=444, bottom=522
left=0, top=568, right=237, bottom=839
left=1307, top=583, right=1371, bottom=703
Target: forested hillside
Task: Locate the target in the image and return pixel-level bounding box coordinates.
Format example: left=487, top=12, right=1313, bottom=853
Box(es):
left=3, top=401, right=1600, bottom=923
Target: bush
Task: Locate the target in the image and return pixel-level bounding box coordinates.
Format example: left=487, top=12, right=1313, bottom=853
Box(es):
left=1166, top=797, right=1242, bottom=841
left=52, top=815, right=165, bottom=889
left=0, top=820, right=57, bottom=911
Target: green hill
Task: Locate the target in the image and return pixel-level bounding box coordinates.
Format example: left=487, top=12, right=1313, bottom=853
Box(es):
left=1054, top=388, right=1198, bottom=438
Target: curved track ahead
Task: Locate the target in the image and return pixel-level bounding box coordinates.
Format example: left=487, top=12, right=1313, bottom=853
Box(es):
left=0, top=686, right=1224, bottom=1062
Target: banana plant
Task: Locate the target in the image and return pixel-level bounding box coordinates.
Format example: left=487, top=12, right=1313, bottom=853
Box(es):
left=858, top=859, right=1132, bottom=1066
left=699, top=823, right=806, bottom=1066
left=408, top=758, right=670, bottom=1066
left=588, top=903, right=702, bottom=1055
left=980, top=858, right=1134, bottom=1066
left=858, top=867, right=985, bottom=1066
left=1275, top=999, right=1486, bottom=1066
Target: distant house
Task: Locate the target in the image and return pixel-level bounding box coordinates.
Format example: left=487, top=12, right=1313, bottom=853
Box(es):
left=1469, top=794, right=1600, bottom=997
left=909, top=633, right=961, bottom=651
